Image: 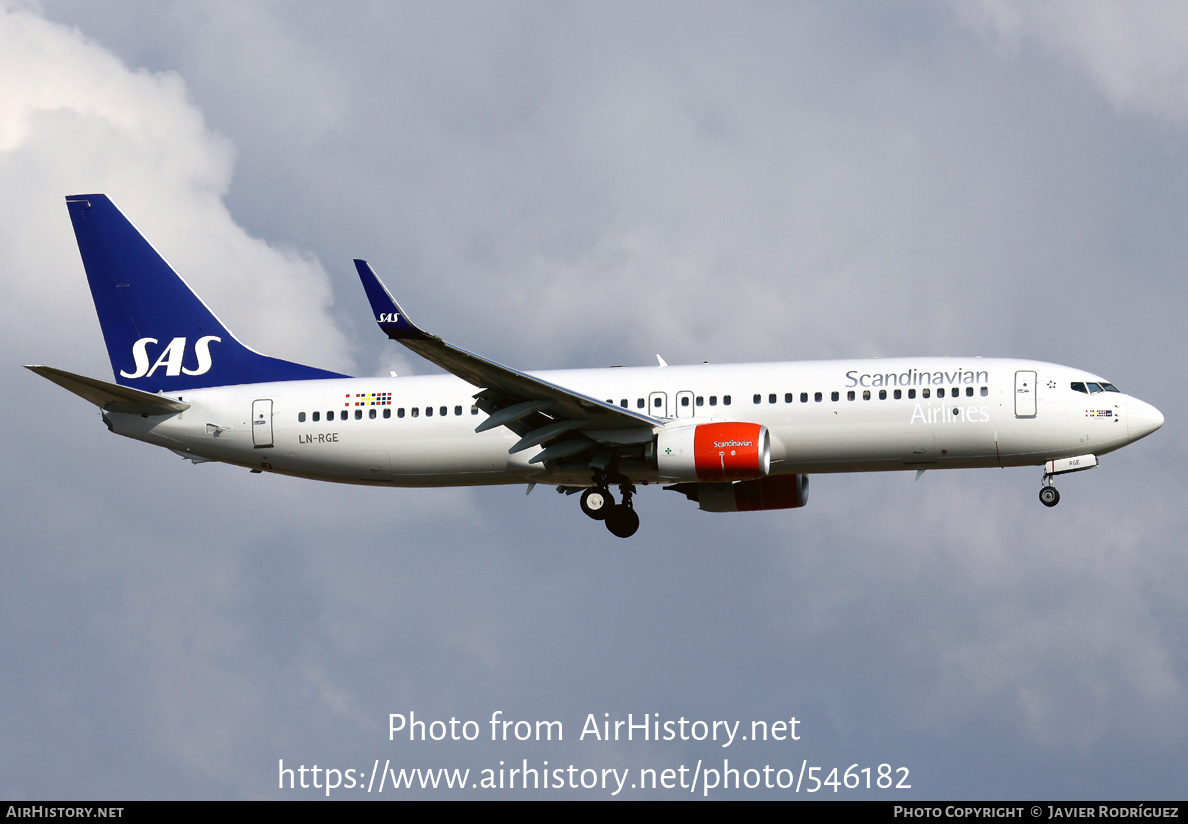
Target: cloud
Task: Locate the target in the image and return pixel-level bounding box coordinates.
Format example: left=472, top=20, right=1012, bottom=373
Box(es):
left=953, top=0, right=1188, bottom=123
left=0, top=2, right=352, bottom=375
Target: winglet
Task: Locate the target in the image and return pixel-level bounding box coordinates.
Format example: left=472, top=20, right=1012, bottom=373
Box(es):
left=354, top=259, right=432, bottom=341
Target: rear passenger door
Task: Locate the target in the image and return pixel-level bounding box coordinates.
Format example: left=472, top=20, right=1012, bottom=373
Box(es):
left=252, top=399, right=274, bottom=447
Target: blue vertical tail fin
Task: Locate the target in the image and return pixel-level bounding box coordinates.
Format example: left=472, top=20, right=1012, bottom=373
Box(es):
left=66, top=194, right=347, bottom=392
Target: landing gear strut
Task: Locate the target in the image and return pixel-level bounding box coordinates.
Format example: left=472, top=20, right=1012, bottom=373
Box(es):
left=1039, top=475, right=1060, bottom=507
left=603, top=483, right=640, bottom=538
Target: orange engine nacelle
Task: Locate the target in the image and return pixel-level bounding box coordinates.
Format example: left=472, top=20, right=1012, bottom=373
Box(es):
left=655, top=422, right=770, bottom=483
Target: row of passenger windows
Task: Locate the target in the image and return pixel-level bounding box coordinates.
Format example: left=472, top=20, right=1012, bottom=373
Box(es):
left=609, top=395, right=734, bottom=409
left=751, top=386, right=988, bottom=403
left=298, top=384, right=993, bottom=424
left=297, top=405, right=479, bottom=423
left=605, top=386, right=990, bottom=410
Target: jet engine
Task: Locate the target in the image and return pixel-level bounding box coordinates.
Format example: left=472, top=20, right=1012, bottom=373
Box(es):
left=654, top=422, right=770, bottom=482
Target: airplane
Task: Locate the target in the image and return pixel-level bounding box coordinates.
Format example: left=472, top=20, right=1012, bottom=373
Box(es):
left=27, top=194, right=1164, bottom=538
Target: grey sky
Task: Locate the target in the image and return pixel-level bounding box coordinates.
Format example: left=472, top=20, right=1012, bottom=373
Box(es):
left=1, top=0, right=1184, bottom=798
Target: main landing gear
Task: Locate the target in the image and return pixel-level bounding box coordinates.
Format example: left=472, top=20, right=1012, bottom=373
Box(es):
left=1039, top=475, right=1060, bottom=508
left=580, top=484, right=640, bottom=538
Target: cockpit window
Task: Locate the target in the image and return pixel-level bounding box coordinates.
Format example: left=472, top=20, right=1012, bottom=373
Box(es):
left=1073, top=380, right=1120, bottom=393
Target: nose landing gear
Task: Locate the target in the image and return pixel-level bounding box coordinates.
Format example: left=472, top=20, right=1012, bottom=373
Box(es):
left=1036, top=454, right=1098, bottom=507
left=1039, top=475, right=1060, bottom=507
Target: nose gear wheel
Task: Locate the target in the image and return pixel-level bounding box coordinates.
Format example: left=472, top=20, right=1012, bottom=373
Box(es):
left=1039, top=473, right=1060, bottom=507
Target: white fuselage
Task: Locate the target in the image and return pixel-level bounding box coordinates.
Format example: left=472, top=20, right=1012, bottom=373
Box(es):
left=104, top=357, right=1161, bottom=488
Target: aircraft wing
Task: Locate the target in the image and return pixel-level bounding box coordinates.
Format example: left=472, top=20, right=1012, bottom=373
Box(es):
left=26, top=365, right=190, bottom=415
left=355, top=261, right=662, bottom=461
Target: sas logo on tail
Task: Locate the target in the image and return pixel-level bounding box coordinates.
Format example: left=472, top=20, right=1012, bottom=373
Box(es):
left=377, top=313, right=400, bottom=323
left=121, top=336, right=222, bottom=379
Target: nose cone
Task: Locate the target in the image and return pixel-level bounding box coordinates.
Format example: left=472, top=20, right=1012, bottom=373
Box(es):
left=1128, top=400, right=1164, bottom=442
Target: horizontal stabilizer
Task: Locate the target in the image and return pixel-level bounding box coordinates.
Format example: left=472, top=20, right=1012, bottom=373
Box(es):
left=26, top=365, right=190, bottom=415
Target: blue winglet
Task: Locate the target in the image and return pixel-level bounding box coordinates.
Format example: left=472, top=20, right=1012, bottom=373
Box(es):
left=353, top=259, right=432, bottom=341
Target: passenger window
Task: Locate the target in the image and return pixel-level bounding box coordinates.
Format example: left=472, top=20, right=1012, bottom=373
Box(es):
left=369, top=408, right=376, bottom=419
left=454, top=405, right=462, bottom=416
left=313, top=411, right=320, bottom=422
left=831, top=391, right=839, bottom=401
left=753, top=394, right=761, bottom=404
left=724, top=395, right=732, bottom=405
left=863, top=390, right=871, bottom=401
left=966, top=387, right=973, bottom=397
left=426, top=407, right=433, bottom=417
left=847, top=390, right=855, bottom=401
left=801, top=392, right=808, bottom=403
left=440, top=406, right=447, bottom=416
left=340, top=410, right=348, bottom=421
left=412, top=408, right=419, bottom=418
left=398, top=408, right=405, bottom=418
left=355, top=409, right=362, bottom=420
left=814, top=392, right=822, bottom=402
left=894, top=389, right=901, bottom=400
left=298, top=412, right=306, bottom=422
left=383, top=408, right=391, bottom=419
left=785, top=393, right=793, bottom=403
left=680, top=396, right=689, bottom=407
left=471, top=406, right=479, bottom=415
left=769, top=393, right=777, bottom=404
left=709, top=396, right=718, bottom=406
left=908, top=389, right=916, bottom=399
left=922, top=388, right=930, bottom=399
left=696, top=396, right=704, bottom=406
left=653, top=397, right=662, bottom=408
left=621, top=399, right=628, bottom=408
left=980, top=387, right=988, bottom=397
left=637, top=399, right=645, bottom=409
left=938, top=388, right=945, bottom=398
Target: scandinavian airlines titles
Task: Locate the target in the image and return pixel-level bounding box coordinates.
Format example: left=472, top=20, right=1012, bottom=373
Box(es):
left=845, top=368, right=990, bottom=388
